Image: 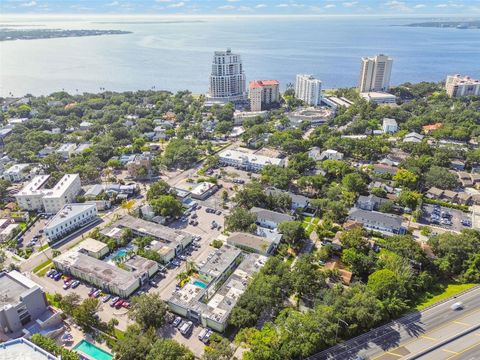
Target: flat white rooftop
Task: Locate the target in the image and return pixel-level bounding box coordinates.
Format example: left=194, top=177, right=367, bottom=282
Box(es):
left=219, top=149, right=283, bottom=166
left=42, top=174, right=79, bottom=199
left=45, top=203, right=96, bottom=229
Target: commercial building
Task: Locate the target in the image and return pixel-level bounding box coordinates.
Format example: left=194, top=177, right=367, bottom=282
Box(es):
left=250, top=207, right=294, bottom=229
left=446, top=74, right=480, bottom=98
left=72, top=237, right=109, bottom=259
left=53, top=251, right=157, bottom=298
left=295, top=74, right=322, bottom=106
left=358, top=54, right=393, bottom=93
left=127, top=152, right=152, bottom=179
left=382, top=118, right=398, bottom=133
left=0, top=271, right=49, bottom=333
left=322, top=96, right=353, bottom=109
left=0, top=338, right=58, bottom=360
left=44, top=203, right=98, bottom=242
left=288, top=107, right=333, bottom=126
left=248, top=80, right=280, bottom=111
left=168, top=246, right=266, bottom=332
left=360, top=92, right=397, bottom=105
left=207, top=49, right=246, bottom=103
left=190, top=182, right=218, bottom=200
left=227, top=232, right=278, bottom=256
left=15, top=174, right=82, bottom=213
left=218, top=149, right=285, bottom=172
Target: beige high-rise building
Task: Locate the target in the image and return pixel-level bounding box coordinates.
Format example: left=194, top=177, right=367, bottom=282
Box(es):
left=248, top=80, right=280, bottom=111
left=358, top=54, right=393, bottom=93
left=445, top=75, right=480, bottom=98
left=207, top=49, right=246, bottom=103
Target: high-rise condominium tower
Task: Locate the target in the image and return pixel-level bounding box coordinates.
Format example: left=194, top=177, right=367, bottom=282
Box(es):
left=445, top=75, right=480, bottom=98
left=207, top=49, right=246, bottom=103
left=295, top=74, right=322, bottom=106
left=358, top=54, right=393, bottom=93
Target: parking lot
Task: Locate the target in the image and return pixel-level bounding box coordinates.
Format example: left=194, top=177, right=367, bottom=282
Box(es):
left=420, top=204, right=472, bottom=232
left=17, top=217, right=49, bottom=249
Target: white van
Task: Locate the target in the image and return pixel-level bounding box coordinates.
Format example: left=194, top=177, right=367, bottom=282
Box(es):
left=198, top=328, right=208, bottom=341
left=180, top=321, right=193, bottom=336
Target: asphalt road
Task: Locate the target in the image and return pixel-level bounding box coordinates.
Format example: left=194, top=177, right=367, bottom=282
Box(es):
left=306, top=286, right=480, bottom=360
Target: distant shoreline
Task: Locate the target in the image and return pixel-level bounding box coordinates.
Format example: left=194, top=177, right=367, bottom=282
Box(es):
left=0, top=28, right=132, bottom=41
left=403, top=20, right=480, bottom=29
left=91, top=20, right=206, bottom=24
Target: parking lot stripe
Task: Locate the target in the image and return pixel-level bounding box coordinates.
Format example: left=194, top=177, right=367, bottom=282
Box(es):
left=442, top=349, right=459, bottom=354
left=453, top=321, right=470, bottom=326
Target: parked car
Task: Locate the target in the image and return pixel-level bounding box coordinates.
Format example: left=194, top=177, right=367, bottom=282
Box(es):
left=114, top=300, right=124, bottom=309
left=71, top=280, right=80, bottom=289
left=48, top=270, right=58, bottom=278
left=102, top=294, right=112, bottom=303
left=191, top=213, right=198, bottom=219
left=88, top=288, right=98, bottom=297
left=53, top=273, right=62, bottom=281
left=110, top=296, right=120, bottom=307
left=63, top=276, right=72, bottom=284
left=63, top=281, right=72, bottom=290
left=198, top=328, right=209, bottom=341
left=172, top=316, right=182, bottom=327
left=46, top=269, right=56, bottom=277
left=180, top=321, right=193, bottom=336
left=122, top=301, right=130, bottom=308
left=215, top=210, right=222, bottom=215
left=203, top=329, right=213, bottom=343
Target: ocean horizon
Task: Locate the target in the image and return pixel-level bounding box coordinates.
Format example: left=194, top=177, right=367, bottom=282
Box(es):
left=1, top=15, right=480, bottom=97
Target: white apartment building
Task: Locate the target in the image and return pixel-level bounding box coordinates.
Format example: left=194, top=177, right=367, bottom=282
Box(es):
left=218, top=149, right=285, bottom=172
left=382, top=118, right=398, bottom=133
left=44, top=203, right=97, bottom=242
left=358, top=54, right=393, bottom=93
left=295, top=74, right=322, bottom=106
left=2, top=163, right=31, bottom=182
left=360, top=91, right=397, bottom=105
left=248, top=80, right=280, bottom=111
left=446, top=75, right=480, bottom=98
left=207, top=49, right=246, bottom=103
left=15, top=174, right=81, bottom=213
left=56, top=143, right=77, bottom=159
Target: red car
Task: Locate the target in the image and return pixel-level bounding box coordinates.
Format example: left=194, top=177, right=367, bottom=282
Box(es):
left=114, top=300, right=124, bottom=309
left=63, top=276, right=72, bottom=284
left=122, top=301, right=130, bottom=308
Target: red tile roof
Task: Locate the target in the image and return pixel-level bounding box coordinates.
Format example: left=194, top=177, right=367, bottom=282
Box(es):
left=249, top=80, right=279, bottom=89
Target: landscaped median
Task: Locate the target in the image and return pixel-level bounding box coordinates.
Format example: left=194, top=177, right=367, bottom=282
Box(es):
left=33, top=259, right=53, bottom=276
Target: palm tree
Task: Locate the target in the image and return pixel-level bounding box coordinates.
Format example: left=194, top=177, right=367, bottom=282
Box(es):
left=176, top=272, right=189, bottom=283
left=186, top=261, right=197, bottom=275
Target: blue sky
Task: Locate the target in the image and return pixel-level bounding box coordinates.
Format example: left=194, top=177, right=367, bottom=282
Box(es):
left=2, top=0, right=480, bottom=15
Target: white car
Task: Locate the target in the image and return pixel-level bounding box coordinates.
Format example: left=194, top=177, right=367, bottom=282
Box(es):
left=451, top=301, right=463, bottom=310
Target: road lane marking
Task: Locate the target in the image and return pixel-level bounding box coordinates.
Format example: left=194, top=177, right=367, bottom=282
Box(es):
left=453, top=321, right=470, bottom=326
left=443, top=349, right=459, bottom=354
left=420, top=335, right=437, bottom=341
left=385, top=352, right=403, bottom=358
left=446, top=339, right=480, bottom=359
left=371, top=308, right=480, bottom=360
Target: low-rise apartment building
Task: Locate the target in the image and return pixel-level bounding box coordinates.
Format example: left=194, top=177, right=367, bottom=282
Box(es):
left=53, top=251, right=157, bottom=298
left=250, top=207, right=294, bottom=230
left=15, top=174, right=81, bottom=213
left=227, top=232, right=278, bottom=256
left=168, top=247, right=266, bottom=332
left=2, top=163, right=32, bottom=182
left=360, top=92, right=397, bottom=105
left=44, top=203, right=98, bottom=242
left=348, top=208, right=406, bottom=235
left=218, top=149, right=285, bottom=172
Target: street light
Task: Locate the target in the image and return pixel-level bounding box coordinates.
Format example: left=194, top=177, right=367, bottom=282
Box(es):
left=335, top=318, right=349, bottom=342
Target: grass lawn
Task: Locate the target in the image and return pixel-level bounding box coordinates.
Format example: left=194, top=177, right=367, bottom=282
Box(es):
left=303, top=216, right=313, bottom=223
left=46, top=292, right=61, bottom=308
left=415, top=283, right=477, bottom=310
left=33, top=259, right=53, bottom=275
left=39, top=243, right=49, bottom=251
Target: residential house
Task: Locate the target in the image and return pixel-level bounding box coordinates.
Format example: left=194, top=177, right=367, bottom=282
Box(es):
left=266, top=188, right=310, bottom=211
left=356, top=194, right=388, bottom=211
left=450, top=160, right=465, bottom=171
left=382, top=118, right=398, bottom=133
left=403, top=132, right=424, bottom=143
left=373, top=164, right=398, bottom=176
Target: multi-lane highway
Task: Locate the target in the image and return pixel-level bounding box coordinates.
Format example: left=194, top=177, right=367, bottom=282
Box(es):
left=306, top=286, right=480, bottom=360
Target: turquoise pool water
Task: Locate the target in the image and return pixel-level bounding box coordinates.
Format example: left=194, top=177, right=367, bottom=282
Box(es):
left=193, top=280, right=208, bottom=289
left=113, top=249, right=127, bottom=259
left=73, top=340, right=113, bottom=360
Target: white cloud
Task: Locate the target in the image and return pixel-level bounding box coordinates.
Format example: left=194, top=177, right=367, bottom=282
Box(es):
left=414, top=4, right=426, bottom=8
left=255, top=4, right=266, bottom=8
left=168, top=1, right=185, bottom=8
left=218, top=5, right=235, bottom=10
left=276, top=3, right=289, bottom=7
left=343, top=1, right=358, bottom=7
left=385, top=1, right=411, bottom=12
left=106, top=1, right=119, bottom=6
left=324, top=4, right=336, bottom=8
left=227, top=0, right=240, bottom=2
left=436, top=3, right=448, bottom=7
left=20, top=0, right=36, bottom=7
left=156, top=0, right=172, bottom=2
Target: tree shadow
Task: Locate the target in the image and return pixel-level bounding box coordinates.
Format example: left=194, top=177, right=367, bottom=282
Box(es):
left=157, top=323, right=176, bottom=338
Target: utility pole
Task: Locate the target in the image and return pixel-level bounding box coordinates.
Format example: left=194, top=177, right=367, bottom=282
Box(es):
left=335, top=318, right=349, bottom=342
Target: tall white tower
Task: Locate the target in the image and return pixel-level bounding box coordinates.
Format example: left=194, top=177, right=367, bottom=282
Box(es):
left=358, top=54, right=393, bottom=93
left=295, top=74, right=322, bottom=106
left=207, top=49, right=246, bottom=103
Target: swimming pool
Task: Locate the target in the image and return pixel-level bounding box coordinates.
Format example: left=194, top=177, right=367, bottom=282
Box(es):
left=193, top=280, right=208, bottom=289
left=113, top=249, right=127, bottom=259
left=73, top=340, right=113, bottom=360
